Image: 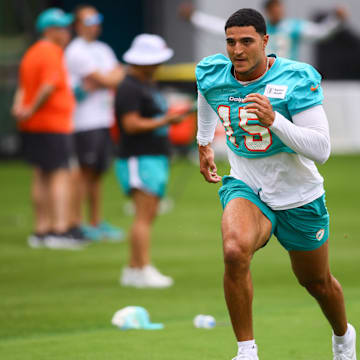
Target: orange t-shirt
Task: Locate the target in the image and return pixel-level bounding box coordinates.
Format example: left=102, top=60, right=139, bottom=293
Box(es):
left=18, top=40, right=75, bottom=133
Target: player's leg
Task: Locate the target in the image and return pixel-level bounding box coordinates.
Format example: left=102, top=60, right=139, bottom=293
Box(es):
left=48, top=167, right=71, bottom=234
left=77, top=128, right=122, bottom=240
left=289, top=242, right=356, bottom=359
left=41, top=133, right=89, bottom=249
left=44, top=134, right=73, bottom=234
left=22, top=132, right=51, bottom=246
left=31, top=167, right=51, bottom=235
left=276, top=194, right=356, bottom=359
left=82, top=167, right=101, bottom=226
left=117, top=155, right=172, bottom=288
left=72, top=129, right=103, bottom=240
left=92, top=128, right=124, bottom=240
left=74, top=129, right=99, bottom=225
left=124, top=188, right=172, bottom=288
left=67, top=133, right=85, bottom=232
left=129, top=154, right=168, bottom=267
left=129, top=189, right=159, bottom=268
left=289, top=241, right=347, bottom=334
left=219, top=176, right=276, bottom=358
left=222, top=198, right=272, bottom=341
left=68, top=164, right=84, bottom=228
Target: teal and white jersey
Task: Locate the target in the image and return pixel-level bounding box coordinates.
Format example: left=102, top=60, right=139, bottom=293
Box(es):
left=196, top=53, right=323, bottom=160
left=266, top=19, right=305, bottom=60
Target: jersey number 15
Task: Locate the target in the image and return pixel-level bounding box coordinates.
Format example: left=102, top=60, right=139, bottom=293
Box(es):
left=218, top=105, right=273, bottom=152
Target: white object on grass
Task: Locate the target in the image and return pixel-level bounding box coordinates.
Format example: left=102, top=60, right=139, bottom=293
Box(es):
left=193, top=314, right=216, bottom=329
left=111, top=306, right=164, bottom=330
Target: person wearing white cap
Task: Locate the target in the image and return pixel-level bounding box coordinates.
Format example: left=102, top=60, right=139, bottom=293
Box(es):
left=115, top=34, right=188, bottom=288
left=65, top=4, right=125, bottom=242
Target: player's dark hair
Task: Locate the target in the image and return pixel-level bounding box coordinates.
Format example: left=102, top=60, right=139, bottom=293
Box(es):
left=225, top=8, right=267, bottom=35
left=263, top=0, right=282, bottom=11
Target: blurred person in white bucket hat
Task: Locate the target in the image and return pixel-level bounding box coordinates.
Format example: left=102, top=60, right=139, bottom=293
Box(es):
left=123, top=34, right=174, bottom=65
left=114, top=34, right=188, bottom=288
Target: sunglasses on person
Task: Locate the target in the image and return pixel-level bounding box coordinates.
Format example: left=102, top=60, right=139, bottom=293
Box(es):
left=83, top=13, right=103, bottom=26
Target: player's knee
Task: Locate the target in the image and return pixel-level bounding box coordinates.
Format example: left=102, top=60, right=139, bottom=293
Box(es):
left=299, top=276, right=331, bottom=299
left=223, top=232, right=253, bottom=269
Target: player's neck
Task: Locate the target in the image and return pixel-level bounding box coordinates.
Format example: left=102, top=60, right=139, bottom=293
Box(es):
left=41, top=36, right=64, bottom=49
left=79, top=34, right=96, bottom=42
left=128, top=66, right=153, bottom=82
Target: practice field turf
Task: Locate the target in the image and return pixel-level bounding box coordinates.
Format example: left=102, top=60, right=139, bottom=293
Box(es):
left=0, top=156, right=359, bottom=360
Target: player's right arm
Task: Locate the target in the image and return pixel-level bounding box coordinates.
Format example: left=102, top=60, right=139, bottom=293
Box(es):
left=115, top=80, right=186, bottom=135
left=12, top=82, right=55, bottom=122
left=299, top=6, right=347, bottom=42
left=66, top=44, right=124, bottom=92
left=120, top=111, right=185, bottom=134
left=197, top=91, right=222, bottom=183
left=84, top=66, right=124, bottom=90
left=11, top=87, right=24, bottom=118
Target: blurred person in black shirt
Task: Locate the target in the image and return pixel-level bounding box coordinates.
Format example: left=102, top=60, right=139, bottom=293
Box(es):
left=115, top=34, right=188, bottom=288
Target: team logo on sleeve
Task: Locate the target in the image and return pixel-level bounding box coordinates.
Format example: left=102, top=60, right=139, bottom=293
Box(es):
left=264, top=84, right=288, bottom=99
left=310, top=84, right=319, bottom=92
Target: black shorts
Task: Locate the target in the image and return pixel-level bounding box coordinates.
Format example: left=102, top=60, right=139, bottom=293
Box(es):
left=74, top=128, right=113, bottom=174
left=20, top=132, right=72, bottom=172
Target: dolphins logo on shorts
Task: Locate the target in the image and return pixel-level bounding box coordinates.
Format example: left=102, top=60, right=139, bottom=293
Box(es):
left=316, top=229, right=325, bottom=241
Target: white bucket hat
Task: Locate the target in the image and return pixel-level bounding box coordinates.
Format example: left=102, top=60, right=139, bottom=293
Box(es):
left=123, top=34, right=174, bottom=65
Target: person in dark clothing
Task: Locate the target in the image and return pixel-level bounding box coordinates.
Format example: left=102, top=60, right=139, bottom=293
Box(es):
left=115, top=34, right=187, bottom=288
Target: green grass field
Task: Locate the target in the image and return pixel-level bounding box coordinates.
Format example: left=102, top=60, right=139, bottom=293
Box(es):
left=0, top=156, right=359, bottom=360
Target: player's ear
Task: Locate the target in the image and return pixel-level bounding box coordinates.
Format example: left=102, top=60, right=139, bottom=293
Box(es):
left=263, top=34, right=269, bottom=50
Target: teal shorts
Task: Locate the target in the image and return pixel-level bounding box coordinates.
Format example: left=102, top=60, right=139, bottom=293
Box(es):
left=115, top=155, right=169, bottom=198
left=219, top=176, right=329, bottom=251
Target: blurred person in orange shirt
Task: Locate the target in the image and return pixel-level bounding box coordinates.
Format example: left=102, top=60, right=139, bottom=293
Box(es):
left=12, top=8, right=87, bottom=250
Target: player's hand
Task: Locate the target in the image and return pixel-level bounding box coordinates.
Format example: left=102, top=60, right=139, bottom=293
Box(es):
left=178, top=2, right=195, bottom=21
left=82, top=77, right=98, bottom=91
left=111, top=66, right=125, bottom=83
left=11, top=105, right=33, bottom=122
left=165, top=113, right=185, bottom=125
left=198, top=144, right=222, bottom=183
left=334, top=6, right=348, bottom=21
left=243, top=93, right=275, bottom=127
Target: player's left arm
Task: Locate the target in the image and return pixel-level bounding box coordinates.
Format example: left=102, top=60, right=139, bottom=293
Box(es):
left=244, top=94, right=330, bottom=164
left=178, top=3, right=225, bottom=36
left=11, top=87, right=24, bottom=118
left=197, top=90, right=222, bottom=183
left=300, top=6, right=348, bottom=41
left=85, top=46, right=124, bottom=90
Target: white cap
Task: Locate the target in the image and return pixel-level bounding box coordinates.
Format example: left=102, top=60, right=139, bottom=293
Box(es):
left=123, top=34, right=174, bottom=65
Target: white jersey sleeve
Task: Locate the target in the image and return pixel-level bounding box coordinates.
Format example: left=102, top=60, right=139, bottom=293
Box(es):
left=191, top=10, right=225, bottom=36
left=196, top=90, right=218, bottom=146
left=270, top=105, right=330, bottom=164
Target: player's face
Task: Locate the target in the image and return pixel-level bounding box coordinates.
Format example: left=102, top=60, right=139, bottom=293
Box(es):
left=77, top=8, right=102, bottom=40
left=226, top=26, right=268, bottom=81
left=139, top=64, right=160, bottom=79
left=266, top=3, right=285, bottom=25
left=46, top=27, right=71, bottom=48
